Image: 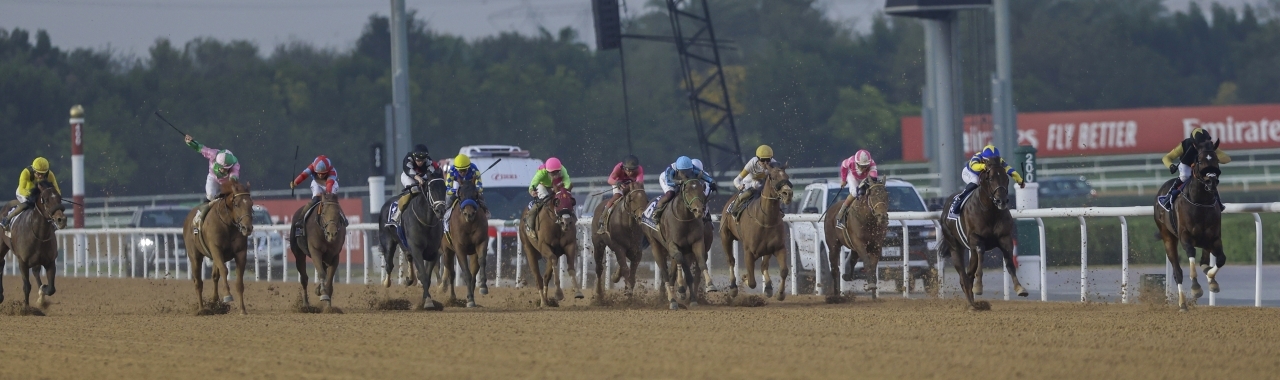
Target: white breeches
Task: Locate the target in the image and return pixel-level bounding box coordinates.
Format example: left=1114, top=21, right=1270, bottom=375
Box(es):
left=15, top=193, right=28, bottom=204
left=1178, top=163, right=1191, bottom=182
left=536, top=184, right=550, bottom=199
left=738, top=177, right=760, bottom=190
left=961, top=169, right=979, bottom=185
left=311, top=180, right=337, bottom=197
left=400, top=173, right=416, bottom=188
left=205, top=174, right=221, bottom=201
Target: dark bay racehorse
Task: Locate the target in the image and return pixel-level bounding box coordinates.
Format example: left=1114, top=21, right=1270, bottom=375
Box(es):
left=0, top=182, right=67, bottom=307
left=289, top=193, right=347, bottom=309
left=642, top=177, right=709, bottom=310
left=183, top=179, right=254, bottom=314
left=1154, top=139, right=1224, bottom=311
left=720, top=164, right=794, bottom=301
left=520, top=188, right=583, bottom=307
left=441, top=178, right=490, bottom=308
left=939, top=157, right=1028, bottom=311
left=822, top=181, right=888, bottom=299
left=590, top=180, right=648, bottom=299
left=378, top=177, right=447, bottom=309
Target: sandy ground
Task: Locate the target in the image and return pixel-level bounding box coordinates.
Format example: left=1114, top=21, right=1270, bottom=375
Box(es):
left=0, top=276, right=1276, bottom=379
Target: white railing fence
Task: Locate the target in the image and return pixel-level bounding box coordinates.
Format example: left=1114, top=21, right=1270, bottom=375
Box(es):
left=22, top=202, right=1280, bottom=308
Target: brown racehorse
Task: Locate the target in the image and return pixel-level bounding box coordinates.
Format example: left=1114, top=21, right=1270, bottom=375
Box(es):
left=289, top=193, right=347, bottom=309
left=720, top=164, right=794, bottom=300
left=519, top=187, right=583, bottom=307
left=183, top=179, right=254, bottom=314
left=674, top=188, right=718, bottom=302
left=441, top=178, right=490, bottom=308
left=0, top=182, right=67, bottom=307
left=642, top=177, right=710, bottom=310
left=1154, top=139, right=1224, bottom=311
left=590, top=180, right=648, bottom=298
left=938, top=157, right=1028, bottom=311
left=822, top=181, right=889, bottom=299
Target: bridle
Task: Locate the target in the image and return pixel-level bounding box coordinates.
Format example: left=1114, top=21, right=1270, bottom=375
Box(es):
left=218, top=192, right=253, bottom=233
left=409, top=177, right=446, bottom=226
left=672, top=179, right=706, bottom=222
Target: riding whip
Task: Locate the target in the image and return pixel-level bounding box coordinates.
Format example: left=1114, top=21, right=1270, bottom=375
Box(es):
left=478, top=158, right=503, bottom=175
left=152, top=111, right=187, bottom=136
left=291, top=145, right=299, bottom=197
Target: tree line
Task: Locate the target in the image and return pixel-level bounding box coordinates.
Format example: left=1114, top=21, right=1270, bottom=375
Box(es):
left=1, top=0, right=1277, bottom=197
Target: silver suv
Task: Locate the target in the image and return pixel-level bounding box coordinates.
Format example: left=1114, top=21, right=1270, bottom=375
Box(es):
left=792, top=179, right=939, bottom=291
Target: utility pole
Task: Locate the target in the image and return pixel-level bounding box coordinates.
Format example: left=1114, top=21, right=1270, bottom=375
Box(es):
left=992, top=0, right=1016, bottom=156
left=390, top=0, right=412, bottom=165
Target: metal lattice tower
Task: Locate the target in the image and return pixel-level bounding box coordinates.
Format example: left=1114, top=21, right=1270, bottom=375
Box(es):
left=665, top=0, right=743, bottom=176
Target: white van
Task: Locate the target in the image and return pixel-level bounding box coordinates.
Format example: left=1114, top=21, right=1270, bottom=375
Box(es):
left=792, top=179, right=939, bottom=290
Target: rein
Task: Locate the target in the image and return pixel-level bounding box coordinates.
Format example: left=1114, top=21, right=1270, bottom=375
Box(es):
left=315, top=200, right=346, bottom=231
left=747, top=172, right=789, bottom=228
left=671, top=179, right=704, bottom=222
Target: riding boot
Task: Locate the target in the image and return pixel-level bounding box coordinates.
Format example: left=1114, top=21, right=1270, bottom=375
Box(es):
left=733, top=188, right=756, bottom=219
left=193, top=200, right=212, bottom=234
left=649, top=191, right=675, bottom=224
left=445, top=194, right=456, bottom=210
left=1159, top=179, right=1184, bottom=211
left=0, top=202, right=29, bottom=230
left=395, top=193, right=413, bottom=225
left=950, top=183, right=979, bottom=215
left=835, top=196, right=852, bottom=229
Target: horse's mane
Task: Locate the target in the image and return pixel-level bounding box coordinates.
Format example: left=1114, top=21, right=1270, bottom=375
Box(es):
left=217, top=178, right=250, bottom=198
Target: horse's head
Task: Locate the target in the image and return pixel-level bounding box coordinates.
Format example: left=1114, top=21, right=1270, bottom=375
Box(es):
left=554, top=188, right=577, bottom=230
left=864, top=182, right=890, bottom=227
left=763, top=162, right=794, bottom=205
left=622, top=181, right=648, bottom=216
left=35, top=181, right=66, bottom=229
left=456, top=178, right=482, bottom=222
left=1193, top=139, right=1222, bottom=192
left=220, top=179, right=254, bottom=236
left=317, top=193, right=345, bottom=242
left=426, top=177, right=447, bottom=217
left=979, top=157, right=1011, bottom=211
left=678, top=178, right=708, bottom=218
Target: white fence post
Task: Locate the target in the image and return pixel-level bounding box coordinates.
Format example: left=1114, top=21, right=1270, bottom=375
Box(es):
left=1037, top=218, right=1047, bottom=302
left=1255, top=213, right=1263, bottom=308
left=1079, top=216, right=1087, bottom=303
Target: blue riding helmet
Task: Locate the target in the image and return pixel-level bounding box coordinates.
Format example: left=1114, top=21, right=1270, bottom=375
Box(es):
left=675, top=156, right=694, bottom=170
left=980, top=146, right=1000, bottom=159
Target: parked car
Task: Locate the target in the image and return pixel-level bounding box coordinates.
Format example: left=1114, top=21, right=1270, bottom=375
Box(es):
left=127, top=206, right=190, bottom=278
left=793, top=179, right=939, bottom=290
left=249, top=205, right=287, bottom=280
left=1036, top=176, right=1096, bottom=199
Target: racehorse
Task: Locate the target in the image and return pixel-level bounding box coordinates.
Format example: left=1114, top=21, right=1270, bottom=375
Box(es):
left=822, top=181, right=889, bottom=299
left=642, top=177, right=710, bottom=310
left=377, top=177, right=447, bottom=309
left=590, top=180, right=648, bottom=299
left=440, top=178, right=490, bottom=308
left=289, top=193, right=347, bottom=309
left=519, top=187, right=583, bottom=307
left=183, top=179, right=254, bottom=314
left=720, top=163, right=794, bottom=301
left=1154, top=138, right=1224, bottom=311
left=938, top=157, right=1028, bottom=311
left=0, top=181, right=67, bottom=308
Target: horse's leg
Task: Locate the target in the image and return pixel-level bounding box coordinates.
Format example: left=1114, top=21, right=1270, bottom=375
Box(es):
left=39, top=259, right=56, bottom=306
left=761, top=251, right=773, bottom=298
left=234, top=252, right=247, bottom=315
left=442, top=246, right=458, bottom=305
left=565, top=241, right=585, bottom=300
left=972, top=248, right=985, bottom=296
left=693, top=238, right=715, bottom=294
left=476, top=243, right=489, bottom=296
left=1160, top=231, right=1186, bottom=311
left=720, top=227, right=740, bottom=297
left=459, top=250, right=477, bottom=308
left=190, top=255, right=205, bottom=310
left=948, top=240, right=976, bottom=309
left=216, top=257, right=234, bottom=304
left=19, top=263, right=31, bottom=307
left=550, top=252, right=565, bottom=301
left=1207, top=239, right=1224, bottom=293
left=1183, top=238, right=1202, bottom=300
left=323, top=255, right=338, bottom=307
left=825, top=235, right=842, bottom=297
left=863, top=246, right=880, bottom=300
left=416, top=251, right=437, bottom=310
left=592, top=241, right=606, bottom=300
left=210, top=260, right=223, bottom=303
left=294, top=246, right=310, bottom=307
left=523, top=240, right=549, bottom=307
left=405, top=248, right=418, bottom=287
left=653, top=245, right=679, bottom=310
left=774, top=246, right=788, bottom=302
left=380, top=235, right=396, bottom=288
left=625, top=246, right=641, bottom=296
left=999, top=235, right=1028, bottom=297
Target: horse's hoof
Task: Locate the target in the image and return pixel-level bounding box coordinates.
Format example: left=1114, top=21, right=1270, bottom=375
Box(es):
left=382, top=278, right=391, bottom=288
left=1192, top=283, right=1204, bottom=299
left=729, top=286, right=739, bottom=298
left=1015, top=286, right=1029, bottom=298
left=480, top=286, right=489, bottom=295
left=677, top=286, right=687, bottom=295
left=690, top=300, right=699, bottom=307
left=705, top=285, right=719, bottom=293
left=467, top=301, right=478, bottom=308
left=669, top=301, right=679, bottom=310
left=574, top=292, right=584, bottom=299
left=973, top=285, right=984, bottom=296
left=764, top=285, right=774, bottom=298
left=223, top=296, right=234, bottom=303
left=1209, top=281, right=1220, bottom=293
left=841, top=272, right=853, bottom=282
left=777, top=292, right=786, bottom=302
left=554, top=289, right=565, bottom=301
left=40, top=285, right=52, bottom=296
left=320, top=295, right=331, bottom=302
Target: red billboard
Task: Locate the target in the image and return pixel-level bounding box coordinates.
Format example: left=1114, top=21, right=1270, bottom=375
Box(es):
left=902, top=103, right=1280, bottom=161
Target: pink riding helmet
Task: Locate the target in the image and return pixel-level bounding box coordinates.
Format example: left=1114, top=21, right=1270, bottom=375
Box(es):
left=544, top=157, right=563, bottom=171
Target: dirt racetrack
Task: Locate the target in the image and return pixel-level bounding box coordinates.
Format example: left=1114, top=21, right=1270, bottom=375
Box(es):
left=0, top=276, right=1277, bottom=379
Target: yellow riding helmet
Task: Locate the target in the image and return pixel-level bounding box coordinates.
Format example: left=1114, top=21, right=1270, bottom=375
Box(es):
left=31, top=157, right=50, bottom=173
left=453, top=154, right=471, bottom=169
left=755, top=145, right=774, bottom=159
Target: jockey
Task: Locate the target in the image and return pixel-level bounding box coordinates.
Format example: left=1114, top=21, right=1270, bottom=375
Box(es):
left=835, top=150, right=879, bottom=229
left=604, top=155, right=643, bottom=209
left=647, top=156, right=716, bottom=226
left=692, top=158, right=711, bottom=196
left=950, top=144, right=1024, bottom=216
left=393, top=144, right=443, bottom=224
left=1159, top=127, right=1231, bottom=210
left=729, top=145, right=775, bottom=216
left=445, top=153, right=484, bottom=209
left=290, top=155, right=338, bottom=211
left=528, top=157, right=572, bottom=201
left=186, top=135, right=240, bottom=234
left=1, top=157, right=62, bottom=230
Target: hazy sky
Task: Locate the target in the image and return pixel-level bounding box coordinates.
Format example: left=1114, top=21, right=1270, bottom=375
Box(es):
left=0, top=0, right=1267, bottom=56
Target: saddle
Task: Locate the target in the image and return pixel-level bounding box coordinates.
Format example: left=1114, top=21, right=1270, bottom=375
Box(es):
left=640, top=197, right=661, bottom=231
left=732, top=189, right=761, bottom=219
